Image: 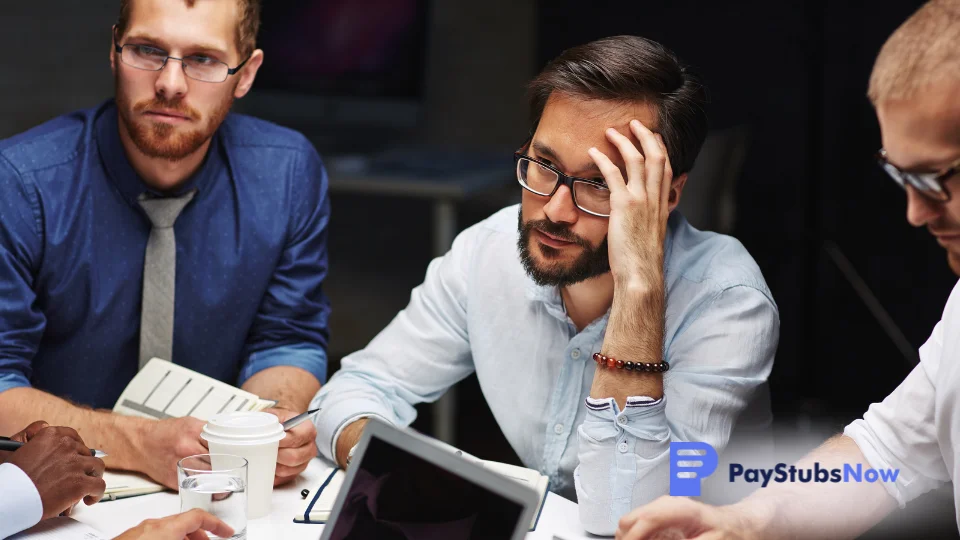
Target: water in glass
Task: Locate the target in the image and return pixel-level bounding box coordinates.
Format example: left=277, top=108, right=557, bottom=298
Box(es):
left=180, top=473, right=247, bottom=539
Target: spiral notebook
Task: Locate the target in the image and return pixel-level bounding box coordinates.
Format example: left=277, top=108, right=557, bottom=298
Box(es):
left=101, top=358, right=277, bottom=500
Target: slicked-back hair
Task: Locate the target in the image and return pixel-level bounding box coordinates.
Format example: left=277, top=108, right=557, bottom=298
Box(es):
left=528, top=35, right=709, bottom=176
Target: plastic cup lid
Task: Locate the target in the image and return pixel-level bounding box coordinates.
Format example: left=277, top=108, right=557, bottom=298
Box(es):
left=201, top=411, right=286, bottom=445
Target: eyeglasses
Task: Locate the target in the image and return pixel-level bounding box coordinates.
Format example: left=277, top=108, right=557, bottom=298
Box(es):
left=876, top=148, right=960, bottom=203
left=113, top=37, right=250, bottom=84
left=513, top=150, right=611, bottom=217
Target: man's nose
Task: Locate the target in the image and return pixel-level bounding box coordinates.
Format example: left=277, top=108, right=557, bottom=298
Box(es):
left=542, top=183, right=579, bottom=225
left=155, top=58, right=188, bottom=100
left=905, top=185, right=943, bottom=228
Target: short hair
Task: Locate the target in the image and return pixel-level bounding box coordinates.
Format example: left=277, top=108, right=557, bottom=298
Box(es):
left=116, top=0, right=262, bottom=59
left=527, top=35, right=709, bottom=176
left=868, top=0, right=960, bottom=103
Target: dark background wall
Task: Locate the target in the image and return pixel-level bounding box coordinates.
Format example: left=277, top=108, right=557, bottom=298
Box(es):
left=2, top=1, right=957, bottom=537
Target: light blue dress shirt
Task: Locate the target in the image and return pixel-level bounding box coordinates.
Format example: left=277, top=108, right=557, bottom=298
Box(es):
left=311, top=205, right=779, bottom=535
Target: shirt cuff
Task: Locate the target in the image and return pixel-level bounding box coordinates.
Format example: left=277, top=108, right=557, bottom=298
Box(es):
left=582, top=396, right=669, bottom=444
left=329, top=413, right=394, bottom=465
left=0, top=463, right=43, bottom=538
left=311, top=393, right=402, bottom=463
left=238, top=343, right=328, bottom=386
left=0, top=371, right=31, bottom=395
left=577, top=395, right=670, bottom=534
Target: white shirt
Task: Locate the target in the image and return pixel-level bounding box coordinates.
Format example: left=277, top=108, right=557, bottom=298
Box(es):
left=845, top=279, right=960, bottom=529
left=311, top=205, right=779, bottom=535
left=0, top=462, right=43, bottom=538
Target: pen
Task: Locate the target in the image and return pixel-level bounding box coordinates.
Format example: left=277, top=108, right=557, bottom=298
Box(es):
left=281, top=408, right=320, bottom=431
left=0, top=436, right=108, bottom=458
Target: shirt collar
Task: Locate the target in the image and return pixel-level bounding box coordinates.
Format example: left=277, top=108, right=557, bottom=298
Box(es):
left=95, top=100, right=222, bottom=206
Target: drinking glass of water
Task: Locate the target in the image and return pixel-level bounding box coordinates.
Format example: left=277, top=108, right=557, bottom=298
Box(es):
left=178, top=454, right=248, bottom=539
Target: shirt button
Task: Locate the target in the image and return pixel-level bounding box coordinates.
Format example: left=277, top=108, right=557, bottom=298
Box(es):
left=554, top=424, right=564, bottom=434
left=618, top=442, right=629, bottom=453
left=571, top=349, right=581, bottom=359
left=617, top=416, right=628, bottom=425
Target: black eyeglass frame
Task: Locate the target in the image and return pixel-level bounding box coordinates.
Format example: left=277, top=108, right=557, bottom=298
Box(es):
left=875, top=148, right=959, bottom=203
left=513, top=148, right=611, bottom=218
left=112, top=35, right=251, bottom=83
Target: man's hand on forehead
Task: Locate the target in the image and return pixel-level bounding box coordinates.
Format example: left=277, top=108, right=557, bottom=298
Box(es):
left=587, top=118, right=673, bottom=284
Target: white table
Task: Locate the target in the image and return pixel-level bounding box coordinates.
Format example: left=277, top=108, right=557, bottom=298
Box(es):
left=70, top=459, right=593, bottom=539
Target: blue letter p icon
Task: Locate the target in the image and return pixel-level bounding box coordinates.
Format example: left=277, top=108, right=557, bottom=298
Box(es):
left=670, top=442, right=718, bottom=496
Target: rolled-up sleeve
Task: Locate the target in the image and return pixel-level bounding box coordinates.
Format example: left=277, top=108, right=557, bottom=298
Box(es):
left=239, top=342, right=328, bottom=386
left=310, top=225, right=478, bottom=462
left=844, top=320, right=949, bottom=507
left=0, top=155, right=44, bottom=395
left=240, top=146, right=331, bottom=386
left=575, top=285, right=779, bottom=535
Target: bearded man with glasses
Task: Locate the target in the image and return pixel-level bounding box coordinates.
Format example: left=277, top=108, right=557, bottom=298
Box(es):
left=311, top=35, right=779, bottom=536
left=0, top=0, right=328, bottom=491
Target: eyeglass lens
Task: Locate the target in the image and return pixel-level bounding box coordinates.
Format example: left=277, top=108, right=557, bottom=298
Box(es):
left=121, top=45, right=229, bottom=83
left=517, top=157, right=611, bottom=215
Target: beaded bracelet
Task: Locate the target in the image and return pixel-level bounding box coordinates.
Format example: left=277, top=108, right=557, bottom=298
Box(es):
left=593, top=352, right=669, bottom=373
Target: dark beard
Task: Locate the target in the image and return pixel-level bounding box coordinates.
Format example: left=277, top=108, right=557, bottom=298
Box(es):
left=517, top=207, right=610, bottom=287
left=115, top=77, right=233, bottom=161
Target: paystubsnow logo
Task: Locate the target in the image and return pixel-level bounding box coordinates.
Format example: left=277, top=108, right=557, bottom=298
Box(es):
left=670, top=442, right=719, bottom=496
left=669, top=442, right=900, bottom=496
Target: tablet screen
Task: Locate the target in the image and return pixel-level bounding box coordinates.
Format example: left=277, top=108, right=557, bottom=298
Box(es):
left=324, top=435, right=526, bottom=540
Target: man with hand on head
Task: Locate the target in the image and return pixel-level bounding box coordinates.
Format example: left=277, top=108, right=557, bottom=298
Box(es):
left=0, top=421, right=106, bottom=539
left=312, top=35, right=779, bottom=535
left=0, top=0, right=328, bottom=491
left=615, top=2, right=960, bottom=539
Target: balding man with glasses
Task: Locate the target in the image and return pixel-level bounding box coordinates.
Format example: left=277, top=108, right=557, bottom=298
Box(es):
left=0, top=0, right=328, bottom=491
left=310, top=35, right=779, bottom=536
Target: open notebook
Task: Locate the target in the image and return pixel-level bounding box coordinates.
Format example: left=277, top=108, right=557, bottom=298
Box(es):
left=294, top=460, right=550, bottom=531
left=102, top=358, right=277, bottom=500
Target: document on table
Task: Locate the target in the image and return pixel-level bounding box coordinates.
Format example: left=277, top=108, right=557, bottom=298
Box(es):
left=8, top=517, right=108, bottom=539
left=102, top=358, right=279, bottom=500
left=113, top=358, right=276, bottom=421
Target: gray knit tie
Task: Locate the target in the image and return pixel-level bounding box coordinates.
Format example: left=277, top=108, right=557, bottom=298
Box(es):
left=137, top=189, right=196, bottom=369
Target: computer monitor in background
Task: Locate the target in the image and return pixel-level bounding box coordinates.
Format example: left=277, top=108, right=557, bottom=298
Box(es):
left=235, top=0, right=430, bottom=153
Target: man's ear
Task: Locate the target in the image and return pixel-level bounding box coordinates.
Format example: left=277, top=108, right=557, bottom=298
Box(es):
left=109, top=25, right=118, bottom=75
left=667, top=173, right=688, bottom=213
left=234, top=49, right=264, bottom=99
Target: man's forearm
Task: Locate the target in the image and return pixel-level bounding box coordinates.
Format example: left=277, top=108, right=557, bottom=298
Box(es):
left=0, top=387, right=149, bottom=472
left=591, top=279, right=666, bottom=409
left=242, top=365, right=320, bottom=412
left=732, top=435, right=897, bottom=540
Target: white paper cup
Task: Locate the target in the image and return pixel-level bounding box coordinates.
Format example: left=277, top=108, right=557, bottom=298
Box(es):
left=201, top=412, right=285, bottom=519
